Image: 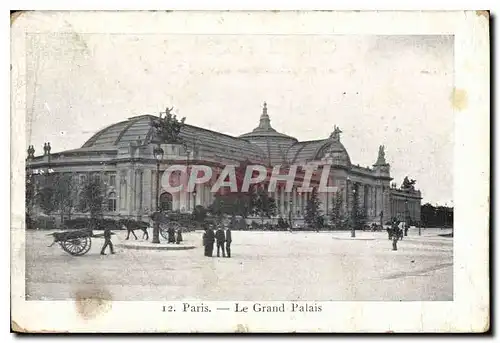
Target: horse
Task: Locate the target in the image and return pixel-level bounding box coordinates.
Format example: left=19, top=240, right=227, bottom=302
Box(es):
left=119, top=219, right=149, bottom=240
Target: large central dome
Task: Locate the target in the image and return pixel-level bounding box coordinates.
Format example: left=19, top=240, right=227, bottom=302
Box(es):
left=239, top=102, right=297, bottom=141
left=239, top=103, right=298, bottom=165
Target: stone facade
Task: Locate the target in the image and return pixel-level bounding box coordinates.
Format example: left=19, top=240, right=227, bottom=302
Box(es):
left=27, top=103, right=422, bottom=225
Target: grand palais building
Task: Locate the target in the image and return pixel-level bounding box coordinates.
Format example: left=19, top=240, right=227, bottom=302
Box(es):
left=27, top=103, right=422, bottom=226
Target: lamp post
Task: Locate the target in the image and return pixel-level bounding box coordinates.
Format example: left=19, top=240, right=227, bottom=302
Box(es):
left=404, top=199, right=409, bottom=236
left=152, top=144, right=164, bottom=244
left=288, top=200, right=293, bottom=231
left=351, top=184, right=357, bottom=238
left=346, top=176, right=350, bottom=219
left=193, top=185, right=197, bottom=209
left=444, top=202, right=448, bottom=229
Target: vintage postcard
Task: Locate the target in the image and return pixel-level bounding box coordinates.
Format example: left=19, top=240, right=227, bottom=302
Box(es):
left=11, top=11, right=489, bottom=333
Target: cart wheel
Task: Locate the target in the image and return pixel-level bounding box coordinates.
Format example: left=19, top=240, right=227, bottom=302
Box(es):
left=61, top=236, right=91, bottom=256
left=159, top=224, right=169, bottom=240
left=160, top=222, right=181, bottom=240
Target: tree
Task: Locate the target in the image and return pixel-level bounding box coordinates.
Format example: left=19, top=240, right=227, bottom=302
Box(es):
left=208, top=189, right=256, bottom=222
left=36, top=180, right=57, bottom=215
left=304, top=188, right=323, bottom=230
left=25, top=172, right=35, bottom=216
left=208, top=194, right=233, bottom=222
left=421, top=202, right=453, bottom=228
left=252, top=188, right=277, bottom=225
left=351, top=190, right=367, bottom=233
left=330, top=190, right=346, bottom=230
left=77, top=176, right=107, bottom=221
left=35, top=173, right=75, bottom=226
left=192, top=205, right=208, bottom=223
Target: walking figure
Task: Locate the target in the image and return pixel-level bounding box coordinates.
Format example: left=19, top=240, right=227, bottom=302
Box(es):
left=225, top=226, right=232, bottom=258
left=167, top=226, right=176, bottom=244
left=215, top=226, right=226, bottom=257
left=203, top=226, right=215, bottom=257
left=100, top=226, right=115, bottom=255
left=176, top=228, right=183, bottom=244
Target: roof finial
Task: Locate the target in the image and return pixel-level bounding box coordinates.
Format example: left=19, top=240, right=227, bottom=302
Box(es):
left=256, top=102, right=272, bottom=130
left=374, top=145, right=387, bottom=165
left=329, top=125, right=342, bottom=142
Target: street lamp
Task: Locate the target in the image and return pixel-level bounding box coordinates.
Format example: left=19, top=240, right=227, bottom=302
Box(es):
left=444, top=202, right=448, bottom=229
left=351, top=185, right=357, bottom=238
left=184, top=146, right=191, bottom=212
left=152, top=144, right=164, bottom=244
left=404, top=199, right=409, bottom=236
left=346, top=176, right=350, bottom=218
left=192, top=184, right=197, bottom=209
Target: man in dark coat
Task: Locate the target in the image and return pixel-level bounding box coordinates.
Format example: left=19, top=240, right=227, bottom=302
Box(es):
left=202, top=229, right=208, bottom=256
left=215, top=226, right=226, bottom=257
left=202, top=226, right=215, bottom=257
left=100, top=226, right=115, bottom=255
left=225, top=226, right=232, bottom=258
left=176, top=228, right=183, bottom=244
left=206, top=226, right=215, bottom=257
left=167, top=226, right=176, bottom=244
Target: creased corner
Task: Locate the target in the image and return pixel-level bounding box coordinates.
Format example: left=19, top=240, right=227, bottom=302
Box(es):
left=10, top=11, right=27, bottom=27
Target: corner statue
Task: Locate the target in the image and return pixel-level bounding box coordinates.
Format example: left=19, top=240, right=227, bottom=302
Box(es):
left=401, top=176, right=417, bottom=190
left=375, top=145, right=387, bottom=165
left=329, top=125, right=342, bottom=142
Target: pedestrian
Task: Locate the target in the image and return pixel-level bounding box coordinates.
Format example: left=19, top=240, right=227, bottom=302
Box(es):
left=225, top=226, right=232, bottom=258
left=100, top=226, right=115, bottom=255
left=206, top=225, right=215, bottom=257
left=168, top=225, right=176, bottom=244
left=397, top=220, right=404, bottom=240
left=176, top=228, right=183, bottom=244
left=202, top=228, right=208, bottom=256
left=215, top=226, right=226, bottom=257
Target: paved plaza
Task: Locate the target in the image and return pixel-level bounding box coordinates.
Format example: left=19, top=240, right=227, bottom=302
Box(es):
left=25, top=228, right=453, bottom=301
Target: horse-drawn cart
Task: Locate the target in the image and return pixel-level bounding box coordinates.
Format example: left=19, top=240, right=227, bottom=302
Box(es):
left=159, top=221, right=183, bottom=240
left=47, top=229, right=109, bottom=256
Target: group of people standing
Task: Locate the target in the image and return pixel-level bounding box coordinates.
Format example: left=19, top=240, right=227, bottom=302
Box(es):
left=203, top=225, right=232, bottom=258
left=387, top=219, right=407, bottom=240
left=166, top=226, right=183, bottom=244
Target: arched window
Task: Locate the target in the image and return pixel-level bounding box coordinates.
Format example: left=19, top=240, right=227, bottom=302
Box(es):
left=160, top=192, right=173, bottom=212
left=107, top=192, right=117, bottom=212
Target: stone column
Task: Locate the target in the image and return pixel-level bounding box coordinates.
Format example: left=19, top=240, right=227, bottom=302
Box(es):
left=375, top=186, right=381, bottom=219
left=302, top=192, right=306, bottom=216
left=274, top=187, right=279, bottom=213
left=142, top=169, right=152, bottom=213
left=297, top=191, right=301, bottom=216
left=372, top=186, right=376, bottom=218
left=280, top=186, right=285, bottom=216
left=383, top=187, right=390, bottom=222
left=368, top=186, right=373, bottom=217
left=119, top=170, right=127, bottom=211
left=358, top=184, right=365, bottom=215
left=127, top=168, right=135, bottom=215
left=135, top=169, right=143, bottom=216
left=179, top=170, right=187, bottom=212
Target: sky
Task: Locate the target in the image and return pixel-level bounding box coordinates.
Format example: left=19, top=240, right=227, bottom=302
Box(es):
left=25, top=33, right=454, bottom=205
